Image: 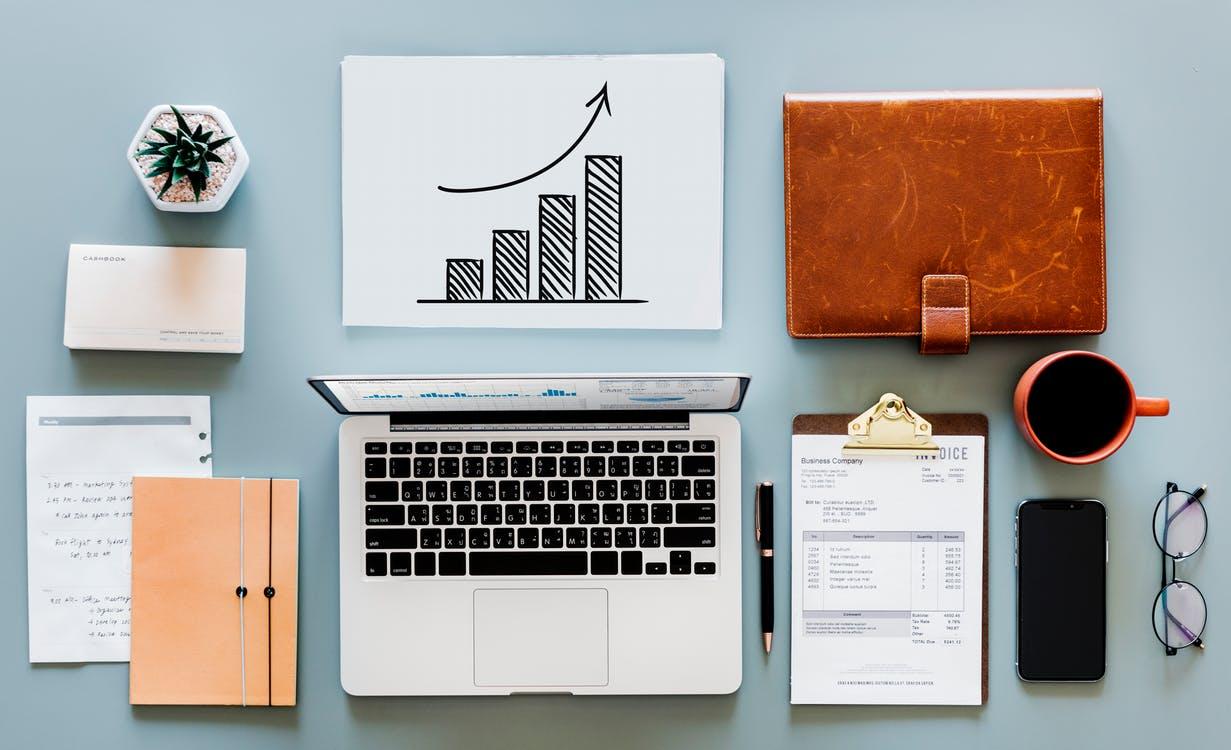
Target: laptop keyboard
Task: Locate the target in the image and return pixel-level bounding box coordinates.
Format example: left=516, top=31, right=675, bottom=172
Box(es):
left=362, top=437, right=719, bottom=577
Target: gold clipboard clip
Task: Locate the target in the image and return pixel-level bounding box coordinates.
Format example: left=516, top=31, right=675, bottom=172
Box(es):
left=843, top=393, right=939, bottom=456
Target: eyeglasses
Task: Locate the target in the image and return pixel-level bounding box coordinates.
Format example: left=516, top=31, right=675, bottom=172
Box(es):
left=1152, top=483, right=1209, bottom=655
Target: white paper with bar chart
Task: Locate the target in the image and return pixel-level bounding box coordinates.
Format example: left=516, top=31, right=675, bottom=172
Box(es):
left=341, top=54, right=724, bottom=328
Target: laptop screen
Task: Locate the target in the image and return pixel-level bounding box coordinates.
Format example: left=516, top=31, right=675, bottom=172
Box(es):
left=310, top=375, right=749, bottom=414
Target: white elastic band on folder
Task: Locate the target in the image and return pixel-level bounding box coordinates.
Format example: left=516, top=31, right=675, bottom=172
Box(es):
left=238, top=477, right=247, bottom=707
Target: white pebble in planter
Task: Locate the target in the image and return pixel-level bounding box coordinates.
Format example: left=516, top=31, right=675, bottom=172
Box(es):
left=127, top=104, right=249, bottom=213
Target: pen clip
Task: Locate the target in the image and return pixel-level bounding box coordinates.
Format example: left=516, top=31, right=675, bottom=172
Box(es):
left=754, top=483, right=762, bottom=543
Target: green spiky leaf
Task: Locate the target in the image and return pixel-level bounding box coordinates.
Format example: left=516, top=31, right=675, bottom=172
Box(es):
left=139, top=106, right=234, bottom=201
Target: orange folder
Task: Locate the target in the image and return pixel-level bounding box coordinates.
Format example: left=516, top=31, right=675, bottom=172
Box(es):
left=130, top=477, right=299, bottom=706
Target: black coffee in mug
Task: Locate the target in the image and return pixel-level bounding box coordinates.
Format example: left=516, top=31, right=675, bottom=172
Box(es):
left=1025, top=355, right=1131, bottom=458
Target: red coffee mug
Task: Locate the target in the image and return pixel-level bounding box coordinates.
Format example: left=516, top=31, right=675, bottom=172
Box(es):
left=1014, top=350, right=1169, bottom=464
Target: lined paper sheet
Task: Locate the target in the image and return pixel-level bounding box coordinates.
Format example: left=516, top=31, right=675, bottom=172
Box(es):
left=26, top=396, right=212, bottom=662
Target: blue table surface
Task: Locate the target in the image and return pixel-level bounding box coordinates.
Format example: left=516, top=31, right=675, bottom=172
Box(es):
left=2, top=1, right=1226, bottom=747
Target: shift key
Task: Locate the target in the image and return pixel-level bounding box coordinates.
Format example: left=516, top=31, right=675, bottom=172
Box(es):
left=664, top=527, right=716, bottom=548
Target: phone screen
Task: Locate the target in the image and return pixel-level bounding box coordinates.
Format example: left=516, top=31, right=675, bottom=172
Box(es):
left=1016, top=499, right=1107, bottom=681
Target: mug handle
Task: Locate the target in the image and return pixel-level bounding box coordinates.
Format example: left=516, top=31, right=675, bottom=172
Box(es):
left=1136, top=397, right=1170, bottom=417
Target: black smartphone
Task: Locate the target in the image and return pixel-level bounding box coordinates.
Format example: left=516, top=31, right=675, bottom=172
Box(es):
left=1015, top=499, right=1107, bottom=681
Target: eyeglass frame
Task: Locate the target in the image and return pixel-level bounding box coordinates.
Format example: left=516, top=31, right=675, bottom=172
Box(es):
left=1153, top=481, right=1208, bottom=655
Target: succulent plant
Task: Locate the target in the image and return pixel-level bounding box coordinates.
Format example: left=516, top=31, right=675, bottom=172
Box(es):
left=135, top=106, right=234, bottom=201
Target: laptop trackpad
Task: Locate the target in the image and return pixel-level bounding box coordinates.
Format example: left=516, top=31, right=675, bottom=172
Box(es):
left=473, top=588, right=609, bottom=688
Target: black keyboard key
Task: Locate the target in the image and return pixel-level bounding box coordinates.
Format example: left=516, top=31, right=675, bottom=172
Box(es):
left=366, top=504, right=404, bottom=525
left=566, top=528, right=588, bottom=548
left=517, top=528, right=540, bottom=548
left=572, top=480, right=594, bottom=501
left=401, top=481, right=423, bottom=502
left=465, top=441, right=488, bottom=454
left=664, top=527, right=716, bottom=548
left=620, top=480, right=643, bottom=501
left=515, top=441, right=539, bottom=454
left=367, top=528, right=417, bottom=549
left=450, top=481, right=472, bottom=503
left=365, top=442, right=387, bottom=455
left=366, top=481, right=397, bottom=502
left=389, top=457, right=411, bottom=478
left=420, top=528, right=442, bottom=549
left=441, top=441, right=463, bottom=455
left=681, top=455, right=716, bottom=477
left=425, top=481, right=447, bottom=502
left=365, top=458, right=386, bottom=478
left=692, top=440, right=716, bottom=453
left=481, top=504, right=502, bottom=525
left=414, top=551, right=436, bottom=576
left=694, top=479, right=716, bottom=500
left=566, top=440, right=589, bottom=454
left=542, top=441, right=564, bottom=454
left=437, top=457, right=460, bottom=478
left=391, top=442, right=414, bottom=454
left=639, top=527, right=661, bottom=548
left=456, top=504, right=478, bottom=525
left=553, top=505, right=576, bottom=525
left=547, top=480, right=570, bottom=501
left=491, top=441, right=514, bottom=454
left=695, top=561, right=716, bottom=575
left=646, top=480, right=667, bottom=500
left=615, top=527, right=637, bottom=548
left=621, top=550, right=643, bottom=575
left=670, top=550, right=692, bottom=574
left=390, top=552, right=412, bottom=576
left=596, top=480, right=618, bottom=501
left=590, top=528, right=612, bottom=548
left=591, top=440, right=614, bottom=454
left=413, top=457, right=435, bottom=478
left=591, top=550, right=619, bottom=575
left=534, top=456, right=558, bottom=477
left=445, top=529, right=466, bottom=549
left=486, top=457, right=508, bottom=477
left=584, top=456, right=606, bottom=477
left=406, top=505, right=429, bottom=525
left=608, top=456, right=630, bottom=477
left=657, top=456, right=679, bottom=476
left=468, top=528, right=490, bottom=549
left=668, top=440, right=690, bottom=453
left=559, top=456, right=582, bottom=477
left=469, top=551, right=587, bottom=576
left=633, top=456, right=655, bottom=477
left=542, top=528, right=564, bottom=548
left=578, top=504, right=600, bottom=524
left=646, top=562, right=667, bottom=575
left=602, top=503, right=624, bottom=524
left=475, top=481, right=497, bottom=502
left=677, top=503, right=716, bottom=524
left=529, top=504, right=552, bottom=525
left=494, top=528, right=515, bottom=548
left=669, top=479, right=692, bottom=500
left=366, top=552, right=387, bottom=576
left=439, top=551, right=466, bottom=575
left=511, top=457, right=533, bottom=477
left=415, top=441, right=438, bottom=455
left=523, top=480, right=546, bottom=502
left=651, top=503, right=673, bottom=524
left=642, top=440, right=665, bottom=453
left=499, top=481, right=521, bottom=502
left=505, top=505, right=527, bottom=525
left=462, top=457, right=485, bottom=477
left=617, top=440, right=640, bottom=453
left=627, top=503, right=649, bottom=524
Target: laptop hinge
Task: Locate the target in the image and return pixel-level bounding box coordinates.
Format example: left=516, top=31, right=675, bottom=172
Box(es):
left=388, top=410, right=690, bottom=432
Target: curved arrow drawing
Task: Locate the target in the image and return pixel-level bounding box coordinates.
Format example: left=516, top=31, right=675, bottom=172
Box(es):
left=437, top=82, right=612, bottom=194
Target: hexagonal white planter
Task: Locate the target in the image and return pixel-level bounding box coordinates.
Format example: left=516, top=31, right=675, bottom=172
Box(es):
left=127, top=104, right=249, bottom=213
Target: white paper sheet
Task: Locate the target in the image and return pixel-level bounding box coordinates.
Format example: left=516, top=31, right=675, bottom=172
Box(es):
left=790, top=435, right=984, bottom=705
left=26, top=396, right=212, bottom=662
left=341, top=54, right=724, bottom=329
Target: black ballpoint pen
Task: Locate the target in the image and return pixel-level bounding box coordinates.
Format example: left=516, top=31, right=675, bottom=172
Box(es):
left=755, top=481, right=775, bottom=653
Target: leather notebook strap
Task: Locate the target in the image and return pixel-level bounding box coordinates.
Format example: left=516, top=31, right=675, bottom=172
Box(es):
left=920, top=274, right=970, bottom=355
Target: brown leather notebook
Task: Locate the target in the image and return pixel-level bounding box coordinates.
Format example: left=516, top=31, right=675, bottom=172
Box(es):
left=784, top=89, right=1105, bottom=354
left=130, top=477, right=299, bottom=706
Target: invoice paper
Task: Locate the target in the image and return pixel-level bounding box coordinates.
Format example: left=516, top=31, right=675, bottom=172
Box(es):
left=26, top=396, right=212, bottom=662
left=790, top=434, right=984, bottom=705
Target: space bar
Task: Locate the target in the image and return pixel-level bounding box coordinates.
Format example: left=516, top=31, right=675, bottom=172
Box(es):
left=469, top=551, right=588, bottom=576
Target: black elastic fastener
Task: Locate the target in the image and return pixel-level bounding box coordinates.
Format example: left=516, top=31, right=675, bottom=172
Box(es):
left=235, top=586, right=248, bottom=598
left=263, top=586, right=276, bottom=598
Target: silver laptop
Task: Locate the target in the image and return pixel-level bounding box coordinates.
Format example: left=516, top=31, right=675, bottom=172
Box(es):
left=310, top=373, right=750, bottom=696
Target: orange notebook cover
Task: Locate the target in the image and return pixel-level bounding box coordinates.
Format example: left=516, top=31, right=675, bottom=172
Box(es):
left=130, top=477, right=299, bottom=706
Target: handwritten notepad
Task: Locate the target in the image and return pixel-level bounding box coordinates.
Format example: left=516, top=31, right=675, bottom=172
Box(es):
left=25, top=396, right=212, bottom=662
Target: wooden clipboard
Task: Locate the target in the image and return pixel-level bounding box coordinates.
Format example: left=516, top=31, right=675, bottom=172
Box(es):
left=793, top=395, right=989, bottom=704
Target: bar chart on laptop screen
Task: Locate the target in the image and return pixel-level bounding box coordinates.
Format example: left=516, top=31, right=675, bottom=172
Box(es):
left=342, top=380, right=587, bottom=411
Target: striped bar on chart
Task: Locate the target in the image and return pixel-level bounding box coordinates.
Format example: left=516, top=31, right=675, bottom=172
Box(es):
left=538, top=194, right=576, bottom=300
left=445, top=259, right=483, bottom=301
left=492, top=230, right=530, bottom=301
left=584, top=155, right=623, bottom=300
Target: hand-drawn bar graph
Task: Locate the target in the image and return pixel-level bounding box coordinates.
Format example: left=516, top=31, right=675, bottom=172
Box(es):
left=538, top=195, right=576, bottom=300
left=419, top=152, right=644, bottom=304
left=584, top=155, right=622, bottom=301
